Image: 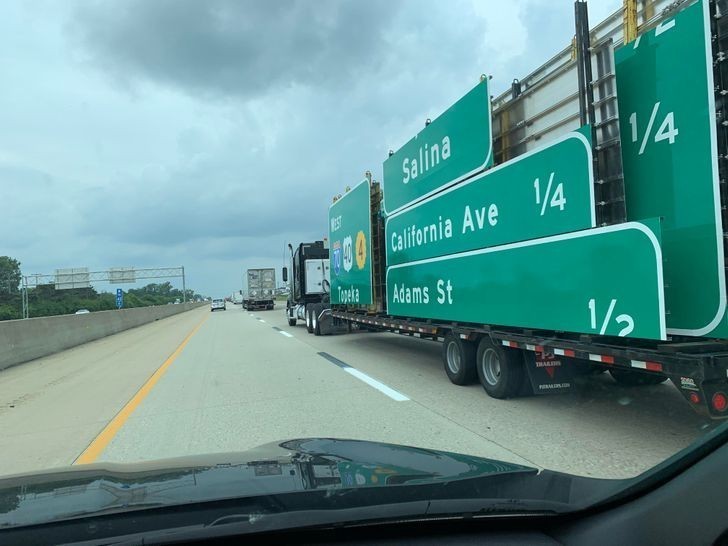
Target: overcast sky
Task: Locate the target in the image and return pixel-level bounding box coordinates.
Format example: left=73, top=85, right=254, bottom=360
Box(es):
left=1, top=0, right=621, bottom=297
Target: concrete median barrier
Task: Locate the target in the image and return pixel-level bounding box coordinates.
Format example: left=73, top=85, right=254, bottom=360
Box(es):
left=0, top=303, right=207, bottom=371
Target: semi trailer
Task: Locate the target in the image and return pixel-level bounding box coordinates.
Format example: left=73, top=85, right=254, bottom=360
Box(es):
left=243, top=268, right=276, bottom=310
left=297, top=0, right=728, bottom=419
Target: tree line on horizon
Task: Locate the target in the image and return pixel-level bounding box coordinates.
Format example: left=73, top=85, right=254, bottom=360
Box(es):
left=0, top=256, right=206, bottom=320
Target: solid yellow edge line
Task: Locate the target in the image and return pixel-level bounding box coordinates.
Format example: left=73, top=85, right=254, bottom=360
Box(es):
left=74, top=313, right=209, bottom=465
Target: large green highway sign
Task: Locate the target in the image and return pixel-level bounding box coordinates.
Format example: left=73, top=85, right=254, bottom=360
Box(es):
left=385, top=127, right=594, bottom=266
left=329, top=180, right=373, bottom=305
left=382, top=79, right=492, bottom=215
left=387, top=221, right=666, bottom=340
left=616, top=0, right=726, bottom=337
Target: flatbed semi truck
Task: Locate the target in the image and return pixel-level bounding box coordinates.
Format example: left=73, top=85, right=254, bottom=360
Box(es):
left=296, top=0, right=728, bottom=418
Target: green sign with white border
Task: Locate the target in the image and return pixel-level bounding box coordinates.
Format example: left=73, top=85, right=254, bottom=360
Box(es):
left=385, top=127, right=594, bottom=266
left=329, top=179, right=373, bottom=305
left=616, top=0, right=726, bottom=337
left=386, top=220, right=666, bottom=340
left=382, top=79, right=492, bottom=215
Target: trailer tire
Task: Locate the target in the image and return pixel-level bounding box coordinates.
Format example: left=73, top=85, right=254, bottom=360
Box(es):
left=476, top=338, right=525, bottom=399
left=306, top=306, right=314, bottom=334
left=287, top=317, right=297, bottom=326
left=609, top=369, right=668, bottom=386
left=442, top=332, right=477, bottom=385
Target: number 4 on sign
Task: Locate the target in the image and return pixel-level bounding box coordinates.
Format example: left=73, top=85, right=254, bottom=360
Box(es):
left=534, top=173, right=566, bottom=216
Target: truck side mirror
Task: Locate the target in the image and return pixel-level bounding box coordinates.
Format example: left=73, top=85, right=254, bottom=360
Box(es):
left=282, top=267, right=288, bottom=282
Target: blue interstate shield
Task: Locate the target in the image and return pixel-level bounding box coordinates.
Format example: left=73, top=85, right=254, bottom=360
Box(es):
left=333, top=243, right=341, bottom=276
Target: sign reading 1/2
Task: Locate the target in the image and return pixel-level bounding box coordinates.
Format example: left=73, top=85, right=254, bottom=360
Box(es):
left=385, top=128, right=595, bottom=266
left=587, top=298, right=634, bottom=337
left=616, top=0, right=726, bottom=337
left=382, top=78, right=492, bottom=214
left=328, top=179, right=373, bottom=305
left=386, top=220, right=666, bottom=340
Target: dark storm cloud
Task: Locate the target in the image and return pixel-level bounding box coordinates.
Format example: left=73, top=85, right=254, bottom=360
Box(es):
left=72, top=0, right=396, bottom=99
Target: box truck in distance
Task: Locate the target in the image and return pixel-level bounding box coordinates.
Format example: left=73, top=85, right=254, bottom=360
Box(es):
left=297, top=0, right=728, bottom=419
left=243, top=268, right=276, bottom=311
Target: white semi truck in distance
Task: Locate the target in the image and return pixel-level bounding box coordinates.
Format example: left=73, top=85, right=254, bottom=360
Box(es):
left=243, top=268, right=276, bottom=311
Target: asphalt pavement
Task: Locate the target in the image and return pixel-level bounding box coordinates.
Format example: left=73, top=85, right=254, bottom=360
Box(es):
left=0, top=303, right=717, bottom=478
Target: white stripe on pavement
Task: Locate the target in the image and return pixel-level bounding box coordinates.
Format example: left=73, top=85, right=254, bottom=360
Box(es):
left=279, top=331, right=294, bottom=338
left=343, top=368, right=410, bottom=401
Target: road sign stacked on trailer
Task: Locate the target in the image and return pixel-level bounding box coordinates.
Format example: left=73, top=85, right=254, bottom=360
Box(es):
left=330, top=0, right=725, bottom=342
left=329, top=180, right=374, bottom=305
left=616, top=0, right=726, bottom=338
left=377, top=74, right=668, bottom=340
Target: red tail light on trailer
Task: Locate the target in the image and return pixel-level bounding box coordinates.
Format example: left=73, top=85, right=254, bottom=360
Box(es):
left=711, top=392, right=728, bottom=413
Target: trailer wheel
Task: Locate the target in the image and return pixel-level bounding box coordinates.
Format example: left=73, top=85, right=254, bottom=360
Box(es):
left=476, top=338, right=524, bottom=399
left=442, top=332, right=476, bottom=385
left=306, top=306, right=314, bottom=334
left=609, top=369, right=668, bottom=386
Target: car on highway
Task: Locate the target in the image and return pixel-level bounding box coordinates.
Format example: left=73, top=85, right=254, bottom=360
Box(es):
left=210, top=298, right=226, bottom=312
left=74, top=309, right=90, bottom=315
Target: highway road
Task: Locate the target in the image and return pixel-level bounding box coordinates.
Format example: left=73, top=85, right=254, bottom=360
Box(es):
left=0, top=304, right=717, bottom=479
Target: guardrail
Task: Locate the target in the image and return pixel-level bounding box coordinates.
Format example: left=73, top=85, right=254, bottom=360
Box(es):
left=0, top=302, right=207, bottom=371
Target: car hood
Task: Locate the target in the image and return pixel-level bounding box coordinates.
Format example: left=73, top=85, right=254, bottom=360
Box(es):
left=0, top=438, right=540, bottom=528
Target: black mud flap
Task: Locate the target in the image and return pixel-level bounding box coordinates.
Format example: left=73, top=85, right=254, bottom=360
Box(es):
left=318, top=309, right=351, bottom=336
left=318, top=309, right=335, bottom=335
left=523, top=351, right=576, bottom=395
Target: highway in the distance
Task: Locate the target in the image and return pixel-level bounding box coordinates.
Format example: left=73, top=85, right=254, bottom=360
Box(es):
left=0, top=304, right=717, bottom=479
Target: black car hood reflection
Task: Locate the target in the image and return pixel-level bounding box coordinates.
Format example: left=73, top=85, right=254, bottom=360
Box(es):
left=0, top=438, right=535, bottom=528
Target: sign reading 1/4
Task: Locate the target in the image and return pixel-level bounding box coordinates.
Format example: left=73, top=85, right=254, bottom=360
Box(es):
left=385, top=128, right=595, bottom=266
left=382, top=78, right=492, bottom=214
left=616, top=0, right=726, bottom=337
left=386, top=220, right=666, bottom=340
left=328, top=179, right=373, bottom=305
